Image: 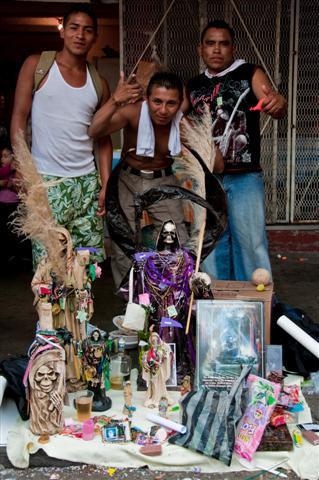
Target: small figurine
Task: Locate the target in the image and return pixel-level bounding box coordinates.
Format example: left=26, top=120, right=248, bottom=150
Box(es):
left=180, top=375, right=191, bottom=397
left=123, top=381, right=136, bottom=418
left=142, top=328, right=173, bottom=408
left=158, top=396, right=168, bottom=418
left=82, top=329, right=112, bottom=412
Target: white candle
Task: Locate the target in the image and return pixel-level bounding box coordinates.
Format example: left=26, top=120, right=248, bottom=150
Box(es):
left=277, top=315, right=319, bottom=359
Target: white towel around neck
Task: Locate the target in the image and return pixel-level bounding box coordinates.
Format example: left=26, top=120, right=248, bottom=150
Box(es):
left=205, top=59, right=246, bottom=78
left=136, top=100, right=183, bottom=158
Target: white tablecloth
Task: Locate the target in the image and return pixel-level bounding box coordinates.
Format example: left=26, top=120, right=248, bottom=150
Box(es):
left=5, top=373, right=319, bottom=479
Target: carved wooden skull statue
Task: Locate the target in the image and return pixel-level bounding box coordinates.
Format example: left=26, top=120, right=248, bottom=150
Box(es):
left=34, top=364, right=58, bottom=393
left=29, top=349, right=66, bottom=435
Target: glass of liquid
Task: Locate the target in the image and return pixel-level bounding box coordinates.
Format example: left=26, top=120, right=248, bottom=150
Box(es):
left=75, top=390, right=94, bottom=422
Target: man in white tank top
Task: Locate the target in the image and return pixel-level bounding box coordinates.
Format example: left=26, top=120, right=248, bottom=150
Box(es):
left=10, top=3, right=116, bottom=266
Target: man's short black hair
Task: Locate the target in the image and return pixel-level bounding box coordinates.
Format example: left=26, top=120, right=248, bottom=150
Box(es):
left=200, top=20, right=235, bottom=44
left=63, top=3, right=98, bottom=33
left=146, top=72, right=183, bottom=101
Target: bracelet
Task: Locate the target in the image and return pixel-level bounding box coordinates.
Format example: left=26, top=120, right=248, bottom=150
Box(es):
left=111, top=94, right=122, bottom=107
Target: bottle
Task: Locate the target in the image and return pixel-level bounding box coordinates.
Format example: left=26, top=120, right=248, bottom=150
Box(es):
left=109, top=337, right=131, bottom=390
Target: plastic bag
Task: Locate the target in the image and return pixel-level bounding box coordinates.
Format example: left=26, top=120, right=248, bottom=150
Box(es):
left=122, top=267, right=146, bottom=331
left=272, top=301, right=319, bottom=378
left=234, top=374, right=281, bottom=461
left=0, top=355, right=29, bottom=420
left=168, top=366, right=250, bottom=466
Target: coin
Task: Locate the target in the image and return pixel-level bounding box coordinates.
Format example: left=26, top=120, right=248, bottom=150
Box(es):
left=38, top=434, right=50, bottom=444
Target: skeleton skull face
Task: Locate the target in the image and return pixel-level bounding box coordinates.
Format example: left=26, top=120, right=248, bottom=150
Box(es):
left=190, top=272, right=212, bottom=298
left=91, top=329, right=101, bottom=342
left=161, top=221, right=177, bottom=245
left=34, top=363, right=58, bottom=393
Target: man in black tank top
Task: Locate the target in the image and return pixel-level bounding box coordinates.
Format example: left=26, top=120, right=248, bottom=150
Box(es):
left=187, top=20, right=287, bottom=281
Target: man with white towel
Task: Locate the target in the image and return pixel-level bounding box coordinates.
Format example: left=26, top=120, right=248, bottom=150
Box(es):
left=89, top=72, right=190, bottom=288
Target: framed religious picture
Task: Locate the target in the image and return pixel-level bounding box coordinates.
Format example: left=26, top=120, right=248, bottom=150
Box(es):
left=196, top=300, right=265, bottom=389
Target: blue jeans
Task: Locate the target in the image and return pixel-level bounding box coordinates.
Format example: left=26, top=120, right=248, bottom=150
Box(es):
left=201, top=172, right=272, bottom=281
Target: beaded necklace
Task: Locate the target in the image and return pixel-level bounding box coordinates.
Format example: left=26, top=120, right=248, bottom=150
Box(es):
left=137, top=249, right=194, bottom=321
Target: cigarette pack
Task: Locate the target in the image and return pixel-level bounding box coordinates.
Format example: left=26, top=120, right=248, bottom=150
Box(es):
left=302, top=430, right=319, bottom=445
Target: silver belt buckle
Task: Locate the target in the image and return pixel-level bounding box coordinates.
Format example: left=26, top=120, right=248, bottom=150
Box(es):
left=140, top=169, right=155, bottom=179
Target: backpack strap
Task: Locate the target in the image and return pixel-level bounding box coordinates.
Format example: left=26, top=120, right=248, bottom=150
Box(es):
left=34, top=51, right=103, bottom=109
left=87, top=62, right=103, bottom=109
left=33, top=51, right=57, bottom=93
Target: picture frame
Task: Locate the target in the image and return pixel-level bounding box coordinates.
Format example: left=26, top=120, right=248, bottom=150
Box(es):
left=266, top=344, right=283, bottom=377
left=196, top=300, right=265, bottom=389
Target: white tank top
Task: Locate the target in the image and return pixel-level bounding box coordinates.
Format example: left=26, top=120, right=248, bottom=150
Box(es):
left=31, top=61, right=97, bottom=177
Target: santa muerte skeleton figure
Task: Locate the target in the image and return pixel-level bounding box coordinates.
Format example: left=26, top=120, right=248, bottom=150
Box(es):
left=82, top=329, right=112, bottom=411
left=135, top=220, right=195, bottom=381
left=12, top=133, right=102, bottom=392
left=105, top=110, right=227, bottom=383
left=31, top=236, right=100, bottom=391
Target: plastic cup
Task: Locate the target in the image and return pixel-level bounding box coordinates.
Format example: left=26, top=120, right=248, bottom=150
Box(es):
left=75, top=390, right=94, bottom=422
left=82, top=419, right=95, bottom=441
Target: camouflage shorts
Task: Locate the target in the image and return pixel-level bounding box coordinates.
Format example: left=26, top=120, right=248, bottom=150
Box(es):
left=32, top=171, right=105, bottom=268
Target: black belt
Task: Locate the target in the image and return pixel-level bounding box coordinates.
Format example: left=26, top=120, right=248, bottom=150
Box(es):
left=122, top=163, right=173, bottom=179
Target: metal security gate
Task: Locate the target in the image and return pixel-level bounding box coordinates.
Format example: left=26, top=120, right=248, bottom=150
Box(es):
left=289, top=0, right=319, bottom=223
left=120, top=0, right=200, bottom=81
left=121, top=0, right=318, bottom=224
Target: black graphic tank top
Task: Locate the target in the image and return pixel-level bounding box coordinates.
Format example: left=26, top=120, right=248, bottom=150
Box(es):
left=188, top=63, right=262, bottom=173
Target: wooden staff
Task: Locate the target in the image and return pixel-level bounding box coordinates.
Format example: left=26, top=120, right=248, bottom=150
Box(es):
left=185, top=222, right=206, bottom=335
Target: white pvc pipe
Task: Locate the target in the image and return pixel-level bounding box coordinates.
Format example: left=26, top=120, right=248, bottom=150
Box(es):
left=277, top=315, right=319, bottom=359
left=146, top=413, right=187, bottom=434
